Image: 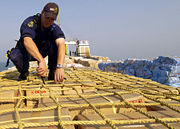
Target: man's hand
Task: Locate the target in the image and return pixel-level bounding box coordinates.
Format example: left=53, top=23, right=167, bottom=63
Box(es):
left=54, top=38, right=65, bottom=83
left=24, top=37, right=47, bottom=77
left=36, top=60, right=47, bottom=77
left=54, top=68, right=64, bottom=84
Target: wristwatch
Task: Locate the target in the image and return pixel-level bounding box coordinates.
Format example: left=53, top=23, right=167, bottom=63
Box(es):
left=56, top=64, right=64, bottom=69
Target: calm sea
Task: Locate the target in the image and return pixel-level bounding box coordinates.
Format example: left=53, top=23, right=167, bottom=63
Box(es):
left=0, top=62, right=14, bottom=72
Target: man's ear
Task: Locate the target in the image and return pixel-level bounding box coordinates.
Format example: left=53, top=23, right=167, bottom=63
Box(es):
left=41, top=10, right=44, bottom=15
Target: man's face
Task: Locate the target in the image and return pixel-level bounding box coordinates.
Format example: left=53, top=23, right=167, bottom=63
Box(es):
left=41, top=12, right=55, bottom=28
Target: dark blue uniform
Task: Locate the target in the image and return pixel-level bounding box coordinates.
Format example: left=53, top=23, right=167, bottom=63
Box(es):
left=10, top=14, right=65, bottom=74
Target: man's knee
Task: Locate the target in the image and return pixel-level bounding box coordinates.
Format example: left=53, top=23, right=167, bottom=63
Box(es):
left=9, top=49, right=29, bottom=72
left=9, top=49, right=23, bottom=63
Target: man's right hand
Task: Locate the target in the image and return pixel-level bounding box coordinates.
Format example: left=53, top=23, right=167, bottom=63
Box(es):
left=36, top=60, right=47, bottom=77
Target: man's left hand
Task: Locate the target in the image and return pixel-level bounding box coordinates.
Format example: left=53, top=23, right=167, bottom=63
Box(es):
left=54, top=68, right=64, bottom=84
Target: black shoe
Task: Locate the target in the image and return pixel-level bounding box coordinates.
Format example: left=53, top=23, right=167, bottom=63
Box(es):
left=48, top=70, right=55, bottom=80
left=18, top=71, right=29, bottom=81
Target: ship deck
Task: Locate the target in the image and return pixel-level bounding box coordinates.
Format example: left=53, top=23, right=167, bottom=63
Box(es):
left=0, top=66, right=180, bottom=129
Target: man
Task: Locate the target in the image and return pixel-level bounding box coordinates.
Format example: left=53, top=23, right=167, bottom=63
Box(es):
left=9, top=2, right=65, bottom=84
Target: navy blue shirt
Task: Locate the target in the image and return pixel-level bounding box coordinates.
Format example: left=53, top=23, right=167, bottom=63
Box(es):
left=17, top=14, right=65, bottom=49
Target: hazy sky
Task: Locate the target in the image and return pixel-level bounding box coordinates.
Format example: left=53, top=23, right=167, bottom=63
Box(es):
left=0, top=0, right=180, bottom=62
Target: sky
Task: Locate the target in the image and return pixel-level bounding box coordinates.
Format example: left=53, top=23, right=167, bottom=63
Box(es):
left=0, top=0, right=180, bottom=62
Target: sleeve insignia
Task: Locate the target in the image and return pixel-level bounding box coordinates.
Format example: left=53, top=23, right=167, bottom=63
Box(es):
left=27, top=21, right=34, bottom=27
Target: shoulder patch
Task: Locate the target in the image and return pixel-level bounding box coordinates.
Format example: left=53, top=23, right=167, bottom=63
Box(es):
left=27, top=21, right=34, bottom=27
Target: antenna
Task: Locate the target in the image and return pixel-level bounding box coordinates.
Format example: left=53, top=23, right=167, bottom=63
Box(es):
left=58, top=13, right=60, bottom=26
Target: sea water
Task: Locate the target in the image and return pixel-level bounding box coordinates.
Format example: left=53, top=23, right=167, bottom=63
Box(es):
left=0, top=62, right=14, bottom=72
